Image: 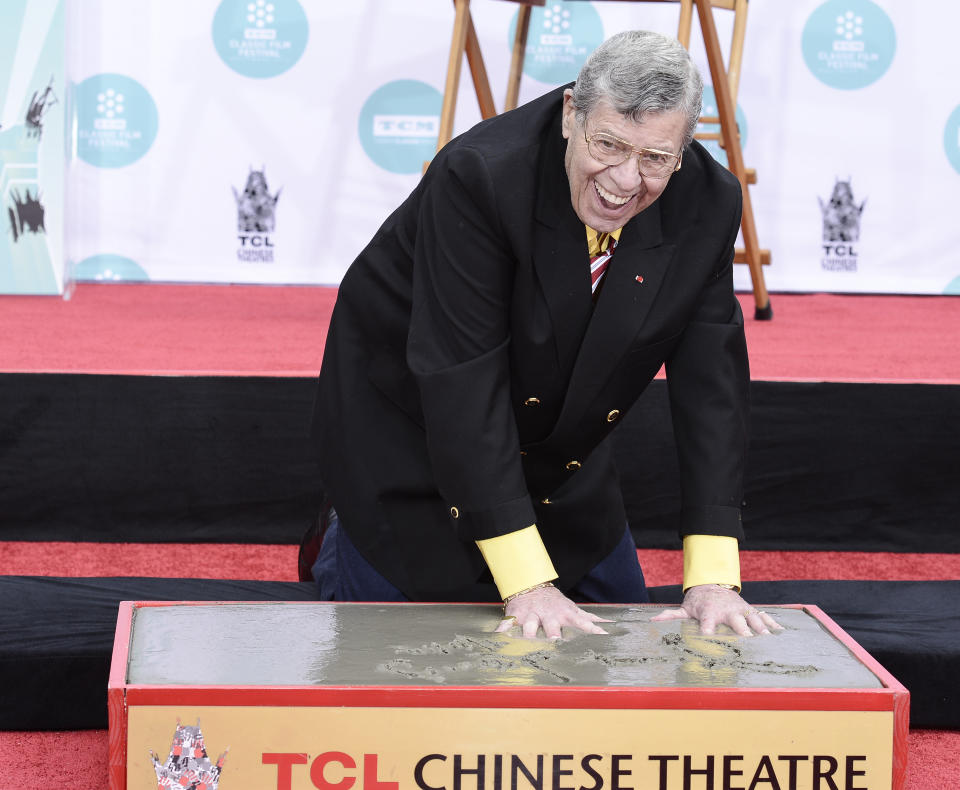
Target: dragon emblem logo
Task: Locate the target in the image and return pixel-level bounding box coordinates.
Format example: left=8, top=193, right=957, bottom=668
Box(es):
left=150, top=719, right=228, bottom=790
left=819, top=179, right=866, bottom=243
left=233, top=167, right=281, bottom=233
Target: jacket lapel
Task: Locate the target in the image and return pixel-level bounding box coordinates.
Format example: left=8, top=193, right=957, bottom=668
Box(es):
left=531, top=117, right=594, bottom=377
left=553, top=202, right=676, bottom=429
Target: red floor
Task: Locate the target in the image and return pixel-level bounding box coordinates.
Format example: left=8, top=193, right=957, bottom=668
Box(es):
left=0, top=284, right=957, bottom=382
left=3, top=541, right=960, bottom=587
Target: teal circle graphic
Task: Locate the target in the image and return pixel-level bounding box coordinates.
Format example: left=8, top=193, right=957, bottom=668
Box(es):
left=74, top=254, right=149, bottom=282
left=75, top=74, right=158, bottom=168
left=944, top=275, right=960, bottom=295
left=699, top=86, right=747, bottom=167
left=508, top=0, right=604, bottom=85
left=802, top=0, right=896, bottom=90
left=944, top=105, right=960, bottom=175
left=212, top=0, right=308, bottom=79
left=358, top=80, right=442, bottom=174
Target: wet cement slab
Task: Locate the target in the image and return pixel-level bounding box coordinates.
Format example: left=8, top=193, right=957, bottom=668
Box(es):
left=125, top=603, right=882, bottom=689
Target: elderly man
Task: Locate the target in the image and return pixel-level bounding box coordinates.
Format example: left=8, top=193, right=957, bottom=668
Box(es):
left=309, top=30, right=779, bottom=639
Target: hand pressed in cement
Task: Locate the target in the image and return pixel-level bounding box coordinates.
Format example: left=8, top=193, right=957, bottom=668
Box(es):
left=652, top=584, right=784, bottom=637
left=495, top=584, right=612, bottom=640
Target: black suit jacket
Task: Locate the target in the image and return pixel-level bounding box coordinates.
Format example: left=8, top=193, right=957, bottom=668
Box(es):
left=312, top=86, right=749, bottom=601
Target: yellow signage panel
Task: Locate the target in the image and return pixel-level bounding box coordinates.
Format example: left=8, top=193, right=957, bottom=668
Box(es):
left=128, top=705, right=892, bottom=790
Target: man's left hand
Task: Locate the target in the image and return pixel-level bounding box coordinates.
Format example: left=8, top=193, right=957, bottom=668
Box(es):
left=651, top=583, right=783, bottom=636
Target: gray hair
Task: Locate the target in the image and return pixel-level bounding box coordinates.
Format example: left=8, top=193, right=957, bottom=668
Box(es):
left=571, top=30, right=703, bottom=147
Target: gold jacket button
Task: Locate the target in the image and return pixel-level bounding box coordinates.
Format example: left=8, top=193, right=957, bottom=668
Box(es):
left=450, top=507, right=459, bottom=519
left=523, top=397, right=541, bottom=407
left=541, top=498, right=552, bottom=505
left=566, top=460, right=581, bottom=471
left=607, top=409, right=621, bottom=422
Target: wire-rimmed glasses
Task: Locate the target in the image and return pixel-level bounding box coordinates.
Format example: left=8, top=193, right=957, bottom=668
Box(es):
left=584, top=130, right=682, bottom=179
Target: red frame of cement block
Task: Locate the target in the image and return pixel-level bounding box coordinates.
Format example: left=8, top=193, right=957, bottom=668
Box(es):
left=108, top=602, right=909, bottom=790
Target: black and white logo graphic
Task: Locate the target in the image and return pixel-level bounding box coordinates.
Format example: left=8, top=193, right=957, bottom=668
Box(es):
left=819, top=179, right=865, bottom=272
left=233, top=167, right=281, bottom=263
left=150, top=719, right=227, bottom=790
left=25, top=76, right=58, bottom=140
left=7, top=189, right=46, bottom=243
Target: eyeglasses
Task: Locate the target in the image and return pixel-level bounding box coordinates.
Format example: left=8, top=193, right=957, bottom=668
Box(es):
left=584, top=129, right=682, bottom=179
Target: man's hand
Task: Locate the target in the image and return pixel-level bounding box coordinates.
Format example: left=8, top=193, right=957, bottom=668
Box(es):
left=495, top=583, right=611, bottom=639
left=651, top=583, right=783, bottom=636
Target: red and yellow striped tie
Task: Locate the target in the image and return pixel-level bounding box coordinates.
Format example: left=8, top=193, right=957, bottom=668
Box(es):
left=590, top=232, right=617, bottom=295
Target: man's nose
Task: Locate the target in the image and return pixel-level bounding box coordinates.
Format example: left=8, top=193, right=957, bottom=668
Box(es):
left=608, top=157, right=643, bottom=192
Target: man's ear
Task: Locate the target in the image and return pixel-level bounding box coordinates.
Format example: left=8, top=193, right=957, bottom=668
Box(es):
left=561, top=89, right=576, bottom=140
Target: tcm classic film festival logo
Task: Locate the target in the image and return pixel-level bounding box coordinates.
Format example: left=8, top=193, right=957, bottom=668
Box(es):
left=71, top=74, right=157, bottom=281
left=802, top=0, right=896, bottom=89
left=75, top=73, right=159, bottom=168
left=510, top=0, right=604, bottom=85
left=819, top=179, right=866, bottom=272
left=212, top=0, right=309, bottom=78
left=358, top=80, right=442, bottom=175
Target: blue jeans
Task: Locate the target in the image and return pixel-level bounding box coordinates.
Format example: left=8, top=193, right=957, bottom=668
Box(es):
left=313, top=512, right=649, bottom=604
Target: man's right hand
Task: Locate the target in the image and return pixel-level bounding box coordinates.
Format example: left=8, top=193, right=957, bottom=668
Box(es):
left=495, top=583, right=611, bottom=639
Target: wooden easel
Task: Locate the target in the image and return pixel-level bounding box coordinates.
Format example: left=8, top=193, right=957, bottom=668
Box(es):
left=430, top=0, right=544, bottom=167
left=433, top=0, right=772, bottom=319
left=677, top=0, right=771, bottom=319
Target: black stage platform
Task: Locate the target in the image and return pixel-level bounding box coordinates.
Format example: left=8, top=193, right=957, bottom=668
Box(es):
left=1, top=374, right=956, bottom=551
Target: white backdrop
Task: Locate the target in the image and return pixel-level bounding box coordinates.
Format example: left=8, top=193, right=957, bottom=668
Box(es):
left=59, top=0, right=960, bottom=294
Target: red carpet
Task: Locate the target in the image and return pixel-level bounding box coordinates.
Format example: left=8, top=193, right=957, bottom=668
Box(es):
left=0, top=283, right=337, bottom=377
left=0, top=284, right=957, bottom=382
left=2, top=541, right=960, bottom=587
left=0, top=541, right=300, bottom=581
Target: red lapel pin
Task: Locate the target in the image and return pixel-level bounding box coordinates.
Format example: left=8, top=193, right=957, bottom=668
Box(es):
left=635, top=275, right=644, bottom=284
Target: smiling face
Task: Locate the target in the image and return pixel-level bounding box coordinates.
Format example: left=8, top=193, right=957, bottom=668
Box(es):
left=561, top=89, right=686, bottom=232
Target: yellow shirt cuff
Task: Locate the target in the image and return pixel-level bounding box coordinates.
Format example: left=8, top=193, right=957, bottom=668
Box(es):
left=476, top=525, right=558, bottom=600
left=682, top=534, right=741, bottom=592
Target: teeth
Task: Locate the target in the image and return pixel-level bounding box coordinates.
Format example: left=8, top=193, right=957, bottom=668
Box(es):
left=595, top=180, right=632, bottom=206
